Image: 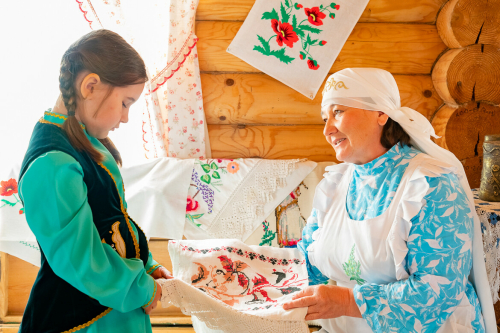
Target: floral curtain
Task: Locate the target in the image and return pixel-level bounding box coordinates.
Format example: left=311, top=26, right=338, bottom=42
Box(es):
left=76, top=0, right=209, bottom=159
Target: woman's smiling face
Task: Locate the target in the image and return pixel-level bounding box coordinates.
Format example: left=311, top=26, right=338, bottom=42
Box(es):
left=321, top=105, right=389, bottom=164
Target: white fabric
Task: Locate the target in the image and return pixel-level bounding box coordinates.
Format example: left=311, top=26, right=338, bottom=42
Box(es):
left=227, top=0, right=369, bottom=99
left=184, top=159, right=316, bottom=241
left=0, top=158, right=193, bottom=266
left=245, top=161, right=336, bottom=247
left=321, top=67, right=495, bottom=333
left=159, top=239, right=309, bottom=333
left=76, top=0, right=209, bottom=159
left=310, top=155, right=480, bottom=332
left=121, top=158, right=194, bottom=239
left=473, top=189, right=500, bottom=303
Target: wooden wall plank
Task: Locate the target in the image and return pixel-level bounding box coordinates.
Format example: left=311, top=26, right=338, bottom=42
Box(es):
left=196, top=0, right=447, bottom=23
left=202, top=74, right=442, bottom=125
left=197, top=22, right=442, bottom=43
left=0, top=253, right=8, bottom=319
left=196, top=22, right=446, bottom=74
left=208, top=124, right=336, bottom=161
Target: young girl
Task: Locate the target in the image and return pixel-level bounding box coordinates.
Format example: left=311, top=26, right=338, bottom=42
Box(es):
left=18, top=29, right=172, bottom=332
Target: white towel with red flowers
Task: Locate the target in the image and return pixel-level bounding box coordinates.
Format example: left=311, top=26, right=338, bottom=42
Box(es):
left=227, top=0, right=369, bottom=99
left=158, top=239, right=309, bottom=333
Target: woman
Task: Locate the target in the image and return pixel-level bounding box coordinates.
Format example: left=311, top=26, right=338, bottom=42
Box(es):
left=18, top=30, right=172, bottom=332
left=283, top=68, right=495, bottom=332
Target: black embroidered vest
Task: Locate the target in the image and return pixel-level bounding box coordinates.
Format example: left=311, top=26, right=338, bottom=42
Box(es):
left=18, top=120, right=149, bottom=333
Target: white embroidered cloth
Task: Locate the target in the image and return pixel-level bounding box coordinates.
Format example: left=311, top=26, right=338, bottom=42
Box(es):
left=158, top=239, right=309, bottom=333
left=473, top=189, right=500, bottom=304
left=227, top=0, right=369, bottom=99
left=183, top=159, right=316, bottom=241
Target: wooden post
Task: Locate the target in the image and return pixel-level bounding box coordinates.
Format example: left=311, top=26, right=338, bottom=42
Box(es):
left=0, top=253, right=8, bottom=322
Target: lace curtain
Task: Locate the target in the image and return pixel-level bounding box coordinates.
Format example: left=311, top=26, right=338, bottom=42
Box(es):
left=76, top=0, right=209, bottom=159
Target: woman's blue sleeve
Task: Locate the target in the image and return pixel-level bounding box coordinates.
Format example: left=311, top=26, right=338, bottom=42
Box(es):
left=353, top=173, right=484, bottom=332
left=297, top=208, right=330, bottom=285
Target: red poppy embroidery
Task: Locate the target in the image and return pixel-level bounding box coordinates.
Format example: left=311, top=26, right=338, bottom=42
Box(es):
left=307, top=59, right=320, bottom=70
left=0, top=179, right=18, bottom=197
left=186, top=195, right=199, bottom=212
left=304, top=7, right=326, bottom=26
left=271, top=19, right=299, bottom=48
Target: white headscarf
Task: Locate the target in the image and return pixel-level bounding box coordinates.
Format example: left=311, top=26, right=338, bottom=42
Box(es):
left=322, top=68, right=495, bottom=332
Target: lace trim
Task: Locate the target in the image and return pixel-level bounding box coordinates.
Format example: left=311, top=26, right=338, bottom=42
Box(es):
left=158, top=278, right=309, bottom=333
left=61, top=307, right=112, bottom=333
left=202, top=159, right=305, bottom=240
left=477, top=207, right=500, bottom=303
left=75, top=0, right=102, bottom=30
left=148, top=34, right=198, bottom=93
left=98, top=163, right=140, bottom=259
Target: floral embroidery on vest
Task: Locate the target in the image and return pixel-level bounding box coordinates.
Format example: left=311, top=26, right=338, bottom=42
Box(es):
left=342, top=245, right=366, bottom=285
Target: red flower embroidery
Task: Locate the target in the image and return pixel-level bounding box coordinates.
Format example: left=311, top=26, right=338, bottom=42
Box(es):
left=0, top=179, right=18, bottom=197
left=186, top=195, right=199, bottom=212
left=307, top=59, right=320, bottom=70
left=304, top=7, right=326, bottom=26
left=271, top=19, right=299, bottom=48
left=319, top=40, right=327, bottom=46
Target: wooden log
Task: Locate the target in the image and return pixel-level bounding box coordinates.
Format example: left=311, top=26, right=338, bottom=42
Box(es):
left=196, top=22, right=447, bottom=75
left=0, top=253, right=8, bottom=319
left=196, top=0, right=447, bottom=23
left=208, top=124, right=336, bottom=161
left=432, top=102, right=500, bottom=161
left=432, top=45, right=500, bottom=106
left=437, top=0, right=500, bottom=48
left=202, top=74, right=442, bottom=125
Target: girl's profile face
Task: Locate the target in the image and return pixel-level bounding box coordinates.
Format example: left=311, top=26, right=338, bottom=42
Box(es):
left=77, top=79, right=144, bottom=139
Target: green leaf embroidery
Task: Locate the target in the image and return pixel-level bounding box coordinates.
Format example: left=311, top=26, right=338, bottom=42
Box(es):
left=259, top=221, right=276, bottom=246
left=210, top=162, right=219, bottom=170
left=186, top=214, right=202, bottom=227
left=201, top=164, right=211, bottom=173
left=342, top=245, right=366, bottom=285
left=261, top=8, right=279, bottom=21
left=292, top=14, right=297, bottom=30
left=299, top=24, right=322, bottom=34
left=1, top=199, right=16, bottom=207
left=19, top=207, right=25, bottom=214
left=190, top=213, right=204, bottom=219
left=257, top=35, right=271, bottom=53
left=285, top=0, right=291, bottom=8
left=270, top=48, right=295, bottom=64
left=212, top=171, right=221, bottom=179
left=200, top=174, right=211, bottom=184
left=280, top=2, right=289, bottom=23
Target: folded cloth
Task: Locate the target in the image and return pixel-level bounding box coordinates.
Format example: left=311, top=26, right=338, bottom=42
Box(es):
left=159, top=239, right=309, bottom=333
left=183, top=159, right=316, bottom=241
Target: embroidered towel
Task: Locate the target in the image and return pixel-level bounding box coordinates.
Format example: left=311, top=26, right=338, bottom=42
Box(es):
left=159, top=239, right=309, bottom=333
left=227, top=0, right=369, bottom=99
left=183, top=159, right=316, bottom=241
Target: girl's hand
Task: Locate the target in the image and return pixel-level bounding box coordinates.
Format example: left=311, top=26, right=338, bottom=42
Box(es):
left=143, top=280, right=163, bottom=314
left=282, top=284, right=361, bottom=320
left=151, top=266, right=173, bottom=280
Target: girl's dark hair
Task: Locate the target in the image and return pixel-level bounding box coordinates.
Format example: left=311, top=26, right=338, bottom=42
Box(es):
left=59, top=29, right=148, bottom=166
left=380, top=118, right=412, bottom=149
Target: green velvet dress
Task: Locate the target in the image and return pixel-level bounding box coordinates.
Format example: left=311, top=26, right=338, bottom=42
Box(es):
left=18, top=111, right=162, bottom=332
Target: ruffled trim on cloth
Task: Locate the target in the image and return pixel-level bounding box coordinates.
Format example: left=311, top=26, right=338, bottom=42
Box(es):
left=312, top=163, right=351, bottom=215
left=389, top=155, right=458, bottom=280
left=148, top=33, right=198, bottom=93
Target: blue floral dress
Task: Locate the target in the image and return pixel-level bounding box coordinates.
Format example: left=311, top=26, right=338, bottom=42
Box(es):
left=298, top=143, right=485, bottom=332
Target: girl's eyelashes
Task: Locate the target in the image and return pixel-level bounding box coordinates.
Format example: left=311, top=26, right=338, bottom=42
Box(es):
left=122, top=102, right=126, bottom=108
left=322, top=118, right=327, bottom=123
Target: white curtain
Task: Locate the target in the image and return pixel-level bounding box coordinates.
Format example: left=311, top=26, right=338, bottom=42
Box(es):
left=77, top=0, right=210, bottom=159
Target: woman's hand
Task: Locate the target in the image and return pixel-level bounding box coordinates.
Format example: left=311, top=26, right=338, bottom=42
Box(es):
left=151, top=266, right=173, bottom=280
left=282, top=284, right=362, bottom=320
left=143, top=280, right=163, bottom=314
